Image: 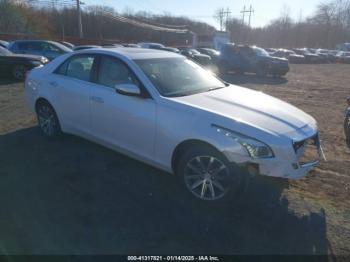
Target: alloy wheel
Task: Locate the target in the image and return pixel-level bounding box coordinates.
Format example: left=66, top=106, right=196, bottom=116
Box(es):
left=37, top=104, right=57, bottom=136
left=184, top=155, right=231, bottom=200
left=13, top=65, right=26, bottom=80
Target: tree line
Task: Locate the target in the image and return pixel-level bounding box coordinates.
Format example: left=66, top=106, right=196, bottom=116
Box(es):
left=0, top=0, right=349, bottom=48
left=226, top=0, right=350, bottom=48
left=0, top=0, right=213, bottom=45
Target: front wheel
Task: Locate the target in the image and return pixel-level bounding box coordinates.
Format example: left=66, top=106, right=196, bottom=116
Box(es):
left=177, top=146, right=245, bottom=201
left=12, top=65, right=27, bottom=80
left=36, top=101, right=62, bottom=138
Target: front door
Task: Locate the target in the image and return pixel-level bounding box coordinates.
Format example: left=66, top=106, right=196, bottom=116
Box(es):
left=90, top=55, right=156, bottom=159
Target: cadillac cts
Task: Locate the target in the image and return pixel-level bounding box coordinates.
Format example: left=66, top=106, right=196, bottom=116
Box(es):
left=25, top=48, right=322, bottom=201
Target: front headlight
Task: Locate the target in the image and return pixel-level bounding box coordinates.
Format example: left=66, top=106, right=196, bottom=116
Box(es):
left=213, top=125, right=274, bottom=159
left=41, top=57, right=49, bottom=63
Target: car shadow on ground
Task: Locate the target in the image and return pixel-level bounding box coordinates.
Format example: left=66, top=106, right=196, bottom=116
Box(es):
left=0, top=127, right=331, bottom=257
left=221, top=73, right=288, bottom=86
left=0, top=76, right=22, bottom=86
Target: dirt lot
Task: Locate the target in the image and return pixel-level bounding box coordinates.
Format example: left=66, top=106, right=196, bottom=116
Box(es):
left=0, top=64, right=349, bottom=257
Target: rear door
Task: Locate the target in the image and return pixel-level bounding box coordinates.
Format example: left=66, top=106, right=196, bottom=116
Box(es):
left=50, top=54, right=97, bottom=135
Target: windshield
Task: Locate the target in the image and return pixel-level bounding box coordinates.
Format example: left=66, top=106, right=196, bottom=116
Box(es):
left=0, top=46, right=11, bottom=56
left=254, top=47, right=269, bottom=57
left=135, top=57, right=226, bottom=97
left=51, top=41, right=72, bottom=52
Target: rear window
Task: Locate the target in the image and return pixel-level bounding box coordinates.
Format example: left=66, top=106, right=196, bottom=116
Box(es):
left=54, top=54, right=96, bottom=82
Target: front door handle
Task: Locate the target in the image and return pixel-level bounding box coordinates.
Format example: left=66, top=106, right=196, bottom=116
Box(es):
left=90, top=96, right=104, bottom=103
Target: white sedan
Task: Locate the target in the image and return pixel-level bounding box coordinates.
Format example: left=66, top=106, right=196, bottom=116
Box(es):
left=25, top=48, right=322, bottom=201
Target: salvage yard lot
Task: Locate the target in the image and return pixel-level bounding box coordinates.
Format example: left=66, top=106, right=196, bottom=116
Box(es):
left=0, top=64, right=349, bottom=256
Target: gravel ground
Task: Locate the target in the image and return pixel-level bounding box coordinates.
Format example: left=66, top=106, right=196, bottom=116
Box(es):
left=0, top=64, right=349, bottom=257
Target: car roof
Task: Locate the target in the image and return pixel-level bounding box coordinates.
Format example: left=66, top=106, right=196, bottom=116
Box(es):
left=78, top=47, right=183, bottom=60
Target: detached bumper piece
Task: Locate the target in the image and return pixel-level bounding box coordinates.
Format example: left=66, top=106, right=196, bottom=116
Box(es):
left=293, top=133, right=323, bottom=169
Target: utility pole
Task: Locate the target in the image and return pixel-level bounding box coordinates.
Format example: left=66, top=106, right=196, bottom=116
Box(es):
left=248, top=5, right=254, bottom=27
left=241, top=5, right=254, bottom=27
left=224, top=7, right=231, bottom=31
left=76, top=0, right=83, bottom=38
left=241, top=5, right=246, bottom=25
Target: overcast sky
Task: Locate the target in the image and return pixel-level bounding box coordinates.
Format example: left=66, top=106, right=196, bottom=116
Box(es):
left=83, top=0, right=320, bottom=28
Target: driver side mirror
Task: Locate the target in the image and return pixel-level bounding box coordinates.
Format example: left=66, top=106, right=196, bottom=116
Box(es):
left=115, top=83, right=141, bottom=97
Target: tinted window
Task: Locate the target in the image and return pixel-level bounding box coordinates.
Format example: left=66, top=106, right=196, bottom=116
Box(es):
left=17, top=42, right=29, bottom=50
left=55, top=55, right=95, bottom=81
left=28, top=42, right=43, bottom=51
left=98, top=56, right=139, bottom=88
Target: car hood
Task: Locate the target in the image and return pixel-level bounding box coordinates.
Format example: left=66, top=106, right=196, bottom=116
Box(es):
left=172, top=85, right=316, bottom=137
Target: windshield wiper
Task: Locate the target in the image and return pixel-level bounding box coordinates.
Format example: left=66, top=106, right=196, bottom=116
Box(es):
left=208, top=86, right=225, bottom=92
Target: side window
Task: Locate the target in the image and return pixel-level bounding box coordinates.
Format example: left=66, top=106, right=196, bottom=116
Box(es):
left=54, top=55, right=95, bottom=82
left=97, top=56, right=139, bottom=88
left=28, top=42, right=43, bottom=51
left=66, top=56, right=95, bottom=81
left=17, top=42, right=29, bottom=50
left=55, top=59, right=69, bottom=75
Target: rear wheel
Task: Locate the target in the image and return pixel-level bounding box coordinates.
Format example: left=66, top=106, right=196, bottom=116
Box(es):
left=177, top=146, right=245, bottom=201
left=12, top=65, right=27, bottom=80
left=36, top=101, right=62, bottom=138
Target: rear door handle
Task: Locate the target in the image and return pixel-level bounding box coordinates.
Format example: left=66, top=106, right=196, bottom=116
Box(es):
left=90, top=96, right=104, bottom=103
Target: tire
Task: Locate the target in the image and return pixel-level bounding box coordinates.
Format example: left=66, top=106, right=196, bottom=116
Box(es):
left=176, top=146, right=247, bottom=201
left=344, top=116, right=350, bottom=147
left=12, top=65, right=27, bottom=80
left=36, top=101, right=62, bottom=138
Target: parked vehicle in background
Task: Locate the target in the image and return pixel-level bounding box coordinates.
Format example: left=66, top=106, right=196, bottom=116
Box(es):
left=197, top=48, right=220, bottom=63
left=314, top=49, right=332, bottom=63
left=122, top=43, right=141, bottom=48
left=101, top=44, right=123, bottom=48
left=25, top=48, right=321, bottom=201
left=218, top=44, right=289, bottom=77
left=138, top=42, right=179, bottom=53
left=60, top=41, right=74, bottom=49
left=0, top=46, right=48, bottom=80
left=265, top=48, right=277, bottom=55
left=8, top=40, right=72, bottom=61
left=178, top=47, right=211, bottom=66
left=344, top=97, right=350, bottom=147
left=138, top=42, right=165, bottom=49
left=0, top=40, right=9, bottom=49
left=73, top=45, right=101, bottom=51
left=158, top=47, right=180, bottom=53
left=272, top=49, right=305, bottom=64
left=293, top=48, right=323, bottom=63
left=336, top=51, right=350, bottom=63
